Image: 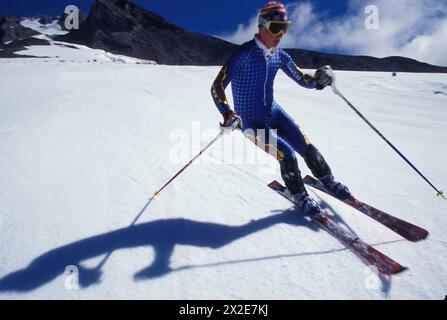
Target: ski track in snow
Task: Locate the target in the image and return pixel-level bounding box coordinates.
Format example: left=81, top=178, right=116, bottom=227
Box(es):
left=0, top=51, right=446, bottom=299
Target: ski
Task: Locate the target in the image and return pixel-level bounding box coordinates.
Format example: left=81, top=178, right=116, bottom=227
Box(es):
left=268, top=180, right=407, bottom=275
left=303, top=175, right=429, bottom=242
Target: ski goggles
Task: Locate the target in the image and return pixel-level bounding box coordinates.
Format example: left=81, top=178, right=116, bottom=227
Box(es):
left=259, top=18, right=292, bottom=36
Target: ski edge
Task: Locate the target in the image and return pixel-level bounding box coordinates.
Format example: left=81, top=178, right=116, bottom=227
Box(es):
left=303, top=175, right=429, bottom=242
left=268, top=180, right=407, bottom=275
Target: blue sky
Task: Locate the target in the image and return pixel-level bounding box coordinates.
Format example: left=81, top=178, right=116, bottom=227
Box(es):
left=0, top=0, right=348, bottom=34
left=1, top=0, right=446, bottom=66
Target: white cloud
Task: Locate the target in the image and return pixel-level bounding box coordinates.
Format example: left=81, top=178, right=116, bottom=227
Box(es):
left=215, top=16, right=259, bottom=45
left=216, top=0, right=447, bottom=66
left=399, top=18, right=447, bottom=66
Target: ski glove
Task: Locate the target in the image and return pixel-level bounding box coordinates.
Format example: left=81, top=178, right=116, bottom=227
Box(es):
left=220, top=110, right=243, bottom=132
left=314, top=65, right=334, bottom=90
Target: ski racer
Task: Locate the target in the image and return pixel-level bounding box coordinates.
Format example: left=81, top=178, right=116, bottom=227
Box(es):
left=211, top=1, right=351, bottom=215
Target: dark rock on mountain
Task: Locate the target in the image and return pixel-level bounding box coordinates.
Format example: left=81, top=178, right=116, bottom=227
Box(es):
left=0, top=16, right=39, bottom=44
left=29, top=14, right=87, bottom=28
left=0, top=37, right=50, bottom=58
left=285, top=49, right=447, bottom=73
left=57, top=0, right=238, bottom=65
left=35, top=15, right=57, bottom=25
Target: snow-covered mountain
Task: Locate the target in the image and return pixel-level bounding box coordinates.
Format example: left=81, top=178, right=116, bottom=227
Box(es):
left=0, top=16, right=154, bottom=64
left=20, top=17, right=69, bottom=36
left=57, top=0, right=447, bottom=71
left=0, top=48, right=446, bottom=299
left=10, top=34, right=155, bottom=64
left=2, top=0, right=447, bottom=71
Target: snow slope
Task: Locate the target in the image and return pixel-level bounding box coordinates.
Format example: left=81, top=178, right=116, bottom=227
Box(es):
left=0, top=53, right=446, bottom=299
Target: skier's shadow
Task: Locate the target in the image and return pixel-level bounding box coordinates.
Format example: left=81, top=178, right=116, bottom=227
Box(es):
left=0, top=208, right=318, bottom=293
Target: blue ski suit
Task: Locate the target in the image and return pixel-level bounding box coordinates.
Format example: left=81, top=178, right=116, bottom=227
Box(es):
left=211, top=37, right=317, bottom=161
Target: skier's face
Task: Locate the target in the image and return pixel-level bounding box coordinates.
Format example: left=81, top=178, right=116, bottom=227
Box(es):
left=259, top=26, right=284, bottom=48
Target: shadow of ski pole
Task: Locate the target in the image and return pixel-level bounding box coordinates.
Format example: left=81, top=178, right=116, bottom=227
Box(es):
left=95, top=195, right=157, bottom=270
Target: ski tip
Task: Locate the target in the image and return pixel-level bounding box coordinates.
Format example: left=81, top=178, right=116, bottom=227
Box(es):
left=394, top=265, right=409, bottom=275
left=407, top=230, right=429, bottom=242
left=382, top=265, right=408, bottom=275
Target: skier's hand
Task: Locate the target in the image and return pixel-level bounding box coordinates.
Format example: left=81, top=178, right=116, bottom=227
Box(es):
left=220, top=110, right=243, bottom=133
left=303, top=73, right=314, bottom=83
left=314, top=65, right=334, bottom=90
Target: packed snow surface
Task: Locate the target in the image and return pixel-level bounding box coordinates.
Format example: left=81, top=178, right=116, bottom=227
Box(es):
left=0, top=52, right=446, bottom=299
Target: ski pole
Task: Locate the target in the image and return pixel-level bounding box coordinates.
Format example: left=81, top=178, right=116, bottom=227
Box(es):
left=331, top=82, right=445, bottom=200
left=94, top=130, right=226, bottom=275
left=154, top=130, right=225, bottom=197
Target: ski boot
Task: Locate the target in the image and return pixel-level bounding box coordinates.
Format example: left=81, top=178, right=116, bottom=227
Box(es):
left=292, top=190, right=323, bottom=216
left=319, top=174, right=351, bottom=200
left=280, top=158, right=324, bottom=217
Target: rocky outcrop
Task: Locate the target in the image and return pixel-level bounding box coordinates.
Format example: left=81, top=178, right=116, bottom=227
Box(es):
left=0, top=16, right=39, bottom=44
left=57, top=0, right=238, bottom=65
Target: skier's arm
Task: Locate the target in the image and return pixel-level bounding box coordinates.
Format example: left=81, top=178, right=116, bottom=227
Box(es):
left=210, top=52, right=242, bottom=118
left=279, top=50, right=316, bottom=89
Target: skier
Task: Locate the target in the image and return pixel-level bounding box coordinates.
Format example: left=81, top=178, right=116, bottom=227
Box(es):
left=211, top=1, right=350, bottom=215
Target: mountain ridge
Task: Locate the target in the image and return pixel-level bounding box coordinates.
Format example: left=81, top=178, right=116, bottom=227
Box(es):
left=1, top=0, right=446, bottom=72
